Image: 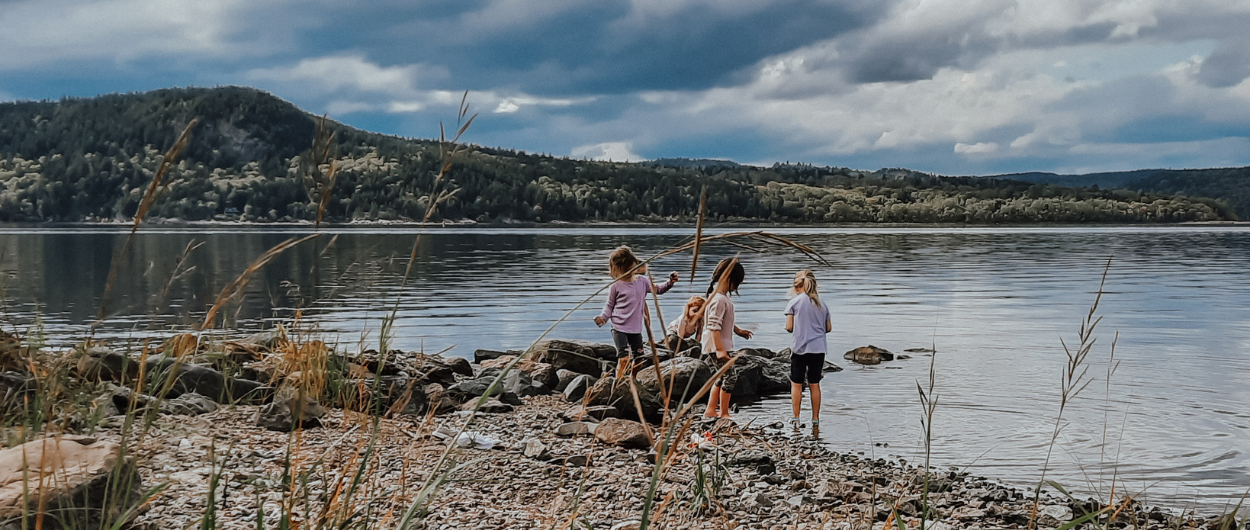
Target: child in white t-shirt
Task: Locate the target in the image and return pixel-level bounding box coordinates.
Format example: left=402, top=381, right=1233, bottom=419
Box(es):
left=784, top=270, right=831, bottom=428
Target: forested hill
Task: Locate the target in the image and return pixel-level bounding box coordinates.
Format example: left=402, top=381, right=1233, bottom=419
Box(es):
left=0, top=86, right=1236, bottom=224
left=991, top=168, right=1250, bottom=220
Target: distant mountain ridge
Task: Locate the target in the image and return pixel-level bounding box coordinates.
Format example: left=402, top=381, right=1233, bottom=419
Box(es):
left=0, top=86, right=1236, bottom=223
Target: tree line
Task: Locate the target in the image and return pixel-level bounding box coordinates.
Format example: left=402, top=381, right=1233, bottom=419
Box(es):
left=0, top=87, right=1236, bottom=223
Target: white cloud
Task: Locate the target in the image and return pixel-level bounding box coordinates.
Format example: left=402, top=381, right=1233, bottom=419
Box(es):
left=492, top=95, right=595, bottom=114
left=494, top=100, right=521, bottom=114
left=248, top=55, right=424, bottom=97
left=387, top=101, right=424, bottom=113
left=572, top=142, right=644, bottom=162
left=0, top=0, right=302, bottom=70
left=955, top=142, right=999, bottom=155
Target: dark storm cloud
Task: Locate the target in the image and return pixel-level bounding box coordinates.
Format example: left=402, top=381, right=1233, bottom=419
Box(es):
left=338, top=0, right=890, bottom=95
left=1197, top=38, right=1250, bottom=88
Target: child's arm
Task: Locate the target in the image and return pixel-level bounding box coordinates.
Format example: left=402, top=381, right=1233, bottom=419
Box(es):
left=595, top=283, right=617, bottom=326
left=825, top=318, right=832, bottom=333
left=785, top=315, right=795, bottom=333
left=734, top=326, right=753, bottom=339
left=653, top=272, right=678, bottom=295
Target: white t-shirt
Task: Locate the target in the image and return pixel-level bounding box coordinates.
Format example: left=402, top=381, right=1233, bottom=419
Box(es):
left=701, top=292, right=735, bottom=354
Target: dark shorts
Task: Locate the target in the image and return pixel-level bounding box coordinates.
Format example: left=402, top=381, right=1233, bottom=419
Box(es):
left=790, top=352, right=826, bottom=385
left=611, top=330, right=645, bottom=359
left=711, top=356, right=740, bottom=393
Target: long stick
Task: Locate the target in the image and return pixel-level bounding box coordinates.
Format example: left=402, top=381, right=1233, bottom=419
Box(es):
left=689, top=185, right=707, bottom=283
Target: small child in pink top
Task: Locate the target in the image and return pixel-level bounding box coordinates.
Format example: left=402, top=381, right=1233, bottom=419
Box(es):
left=593, top=246, right=677, bottom=376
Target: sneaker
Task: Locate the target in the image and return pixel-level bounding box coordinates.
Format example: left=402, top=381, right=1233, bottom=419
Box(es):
left=811, top=419, right=820, bottom=426
left=788, top=417, right=801, bottom=429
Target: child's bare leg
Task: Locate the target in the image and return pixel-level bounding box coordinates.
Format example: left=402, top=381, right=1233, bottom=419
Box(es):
left=718, top=391, right=732, bottom=418
left=790, top=383, right=803, bottom=419
left=809, top=383, right=821, bottom=421
left=703, top=385, right=721, bottom=418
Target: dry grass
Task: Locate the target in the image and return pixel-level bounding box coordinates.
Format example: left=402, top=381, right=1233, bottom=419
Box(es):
left=300, top=115, right=339, bottom=229
left=96, top=118, right=200, bottom=327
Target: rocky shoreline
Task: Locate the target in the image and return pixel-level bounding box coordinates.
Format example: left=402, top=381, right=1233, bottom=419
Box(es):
left=0, top=332, right=1239, bottom=529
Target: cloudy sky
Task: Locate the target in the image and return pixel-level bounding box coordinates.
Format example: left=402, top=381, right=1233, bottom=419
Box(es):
left=3, top=0, right=1250, bottom=175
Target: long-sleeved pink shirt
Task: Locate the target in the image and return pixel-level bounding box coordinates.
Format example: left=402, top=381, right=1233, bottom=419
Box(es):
left=600, top=276, right=675, bottom=334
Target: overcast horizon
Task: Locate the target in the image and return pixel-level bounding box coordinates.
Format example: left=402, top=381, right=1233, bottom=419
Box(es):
left=3, top=0, right=1250, bottom=176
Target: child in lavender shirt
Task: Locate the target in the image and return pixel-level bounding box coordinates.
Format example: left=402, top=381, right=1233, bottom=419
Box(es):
left=784, top=270, right=831, bottom=428
left=593, top=246, right=677, bottom=376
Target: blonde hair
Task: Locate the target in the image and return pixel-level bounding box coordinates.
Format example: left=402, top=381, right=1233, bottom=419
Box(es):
left=790, top=270, right=821, bottom=308
left=609, top=246, right=642, bottom=281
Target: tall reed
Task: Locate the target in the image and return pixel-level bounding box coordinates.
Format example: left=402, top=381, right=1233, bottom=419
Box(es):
left=1030, top=255, right=1113, bottom=529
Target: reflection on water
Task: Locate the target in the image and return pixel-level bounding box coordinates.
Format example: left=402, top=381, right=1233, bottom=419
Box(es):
left=2, top=225, right=1249, bottom=507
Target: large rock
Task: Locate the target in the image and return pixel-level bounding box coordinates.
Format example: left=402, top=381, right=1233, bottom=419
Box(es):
left=529, top=339, right=613, bottom=375
left=594, top=418, right=651, bottom=449
left=447, top=377, right=523, bottom=407
left=473, top=349, right=514, bottom=364
left=77, top=348, right=267, bottom=404
left=555, top=369, right=580, bottom=392
left=721, top=355, right=766, bottom=401
left=256, top=390, right=326, bottom=432
left=409, top=353, right=460, bottom=386
left=562, top=374, right=597, bottom=402
left=0, top=436, right=144, bottom=528
left=756, top=357, right=792, bottom=394
left=736, top=347, right=782, bottom=359
left=350, top=349, right=407, bottom=376
left=478, top=356, right=515, bottom=370
left=635, top=357, right=713, bottom=399
left=446, top=357, right=474, bottom=377
left=843, top=345, right=894, bottom=365
left=480, top=356, right=559, bottom=389
left=584, top=376, right=664, bottom=423
left=351, top=350, right=460, bottom=387
left=502, top=371, right=549, bottom=397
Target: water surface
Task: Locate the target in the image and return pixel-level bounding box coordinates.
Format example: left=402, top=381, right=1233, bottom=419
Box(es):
left=2, top=225, right=1247, bottom=508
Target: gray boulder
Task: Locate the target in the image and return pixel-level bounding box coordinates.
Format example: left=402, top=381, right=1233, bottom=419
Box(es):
left=635, top=357, right=713, bottom=399
left=562, top=374, right=597, bottom=402
left=447, top=376, right=521, bottom=405
left=529, top=339, right=612, bottom=375
left=554, top=369, right=580, bottom=391
left=77, top=348, right=267, bottom=404
left=584, top=376, right=664, bottom=423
